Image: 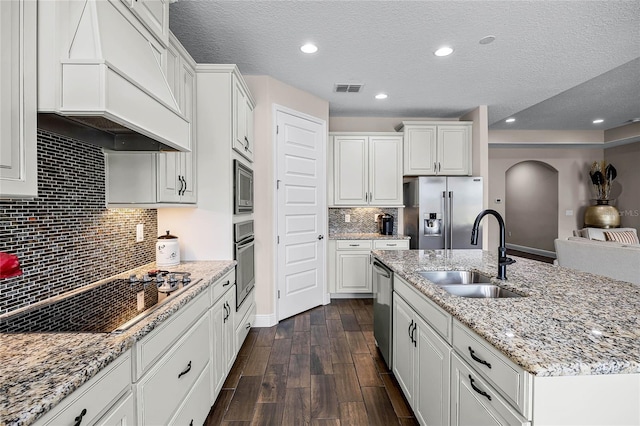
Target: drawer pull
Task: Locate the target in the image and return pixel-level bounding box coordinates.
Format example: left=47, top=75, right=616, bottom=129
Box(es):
left=387, top=243, right=397, bottom=246
left=469, top=375, right=492, bottom=401
left=73, top=408, right=87, bottom=426
left=222, top=280, right=231, bottom=287
left=348, top=244, right=360, bottom=247
left=189, top=420, right=193, bottom=426
left=246, top=323, right=251, bottom=329
left=468, top=346, right=492, bottom=369
left=178, top=361, right=192, bottom=379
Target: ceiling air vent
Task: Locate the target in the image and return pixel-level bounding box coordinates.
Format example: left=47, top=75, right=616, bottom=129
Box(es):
left=334, top=84, right=363, bottom=93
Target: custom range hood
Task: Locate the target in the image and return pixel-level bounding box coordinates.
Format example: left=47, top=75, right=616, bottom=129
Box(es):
left=38, top=0, right=190, bottom=152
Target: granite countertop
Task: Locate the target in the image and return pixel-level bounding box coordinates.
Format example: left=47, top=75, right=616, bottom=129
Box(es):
left=330, top=232, right=411, bottom=240
left=372, top=249, right=640, bottom=377
left=0, top=260, right=235, bottom=426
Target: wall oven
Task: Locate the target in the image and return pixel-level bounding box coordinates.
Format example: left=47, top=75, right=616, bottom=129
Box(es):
left=234, top=160, right=253, bottom=214
left=234, top=220, right=255, bottom=309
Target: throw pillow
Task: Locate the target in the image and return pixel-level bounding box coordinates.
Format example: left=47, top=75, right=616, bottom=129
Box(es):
left=603, top=230, right=640, bottom=245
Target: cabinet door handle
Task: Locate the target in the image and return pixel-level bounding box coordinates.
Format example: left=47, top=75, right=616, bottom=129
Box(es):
left=73, top=408, right=87, bottom=426
left=438, top=162, right=441, bottom=172
left=408, top=320, right=414, bottom=344
left=246, top=322, right=251, bottom=329
left=223, top=303, right=228, bottom=322
left=365, top=192, right=368, bottom=202
left=189, top=420, right=193, bottom=426
left=412, top=323, right=417, bottom=347
left=245, top=135, right=250, bottom=151
left=222, top=280, right=231, bottom=287
left=182, top=176, right=187, bottom=195
left=469, top=375, right=492, bottom=401
left=178, top=361, right=192, bottom=379
left=468, top=346, right=492, bottom=369
left=434, top=162, right=437, bottom=172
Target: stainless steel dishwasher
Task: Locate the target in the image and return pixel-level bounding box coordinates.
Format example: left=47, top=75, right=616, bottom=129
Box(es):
left=372, top=258, right=394, bottom=369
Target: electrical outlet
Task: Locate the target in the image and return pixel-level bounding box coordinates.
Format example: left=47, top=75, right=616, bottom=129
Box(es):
left=344, top=214, right=351, bottom=223
left=136, top=224, right=144, bottom=242
left=137, top=291, right=145, bottom=311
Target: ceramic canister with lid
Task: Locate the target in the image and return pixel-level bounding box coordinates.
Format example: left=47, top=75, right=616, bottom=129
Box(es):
left=156, top=230, right=180, bottom=266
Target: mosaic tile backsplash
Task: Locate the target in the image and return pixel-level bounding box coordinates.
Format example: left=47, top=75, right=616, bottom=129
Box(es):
left=0, top=131, right=157, bottom=316
left=329, top=207, right=399, bottom=235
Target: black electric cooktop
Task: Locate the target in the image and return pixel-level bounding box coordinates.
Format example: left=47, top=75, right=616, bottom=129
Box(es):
left=0, top=274, right=195, bottom=334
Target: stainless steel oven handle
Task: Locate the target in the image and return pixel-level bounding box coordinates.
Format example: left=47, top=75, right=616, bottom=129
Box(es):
left=236, top=236, right=255, bottom=248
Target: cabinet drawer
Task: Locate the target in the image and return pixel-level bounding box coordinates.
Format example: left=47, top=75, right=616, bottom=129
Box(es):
left=96, top=392, right=135, bottom=426
left=234, top=287, right=254, bottom=330
left=394, top=275, right=452, bottom=342
left=236, top=302, right=256, bottom=350
left=138, top=314, right=212, bottom=425
left=135, top=289, right=210, bottom=378
left=453, top=321, right=531, bottom=417
left=373, top=239, right=409, bottom=250
left=336, top=240, right=373, bottom=250
left=211, top=269, right=235, bottom=305
left=451, top=353, right=529, bottom=426
left=37, top=351, right=131, bottom=426
left=169, top=362, right=212, bottom=426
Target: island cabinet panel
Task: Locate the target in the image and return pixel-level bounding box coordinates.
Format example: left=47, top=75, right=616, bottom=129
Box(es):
left=35, top=351, right=132, bottom=426
left=451, top=353, right=529, bottom=426
left=393, top=290, right=452, bottom=426
left=453, top=321, right=531, bottom=417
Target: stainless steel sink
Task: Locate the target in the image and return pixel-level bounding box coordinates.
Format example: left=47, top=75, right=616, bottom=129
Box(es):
left=418, top=270, right=493, bottom=285
left=417, top=270, right=524, bottom=298
left=439, top=284, right=522, bottom=298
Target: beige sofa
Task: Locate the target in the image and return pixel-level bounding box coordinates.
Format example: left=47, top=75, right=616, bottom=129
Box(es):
left=554, top=228, right=640, bottom=284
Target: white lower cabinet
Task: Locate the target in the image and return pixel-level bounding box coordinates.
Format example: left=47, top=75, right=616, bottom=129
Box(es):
left=451, top=353, right=528, bottom=426
left=34, top=351, right=132, bottom=426
left=393, top=290, right=451, bottom=426
left=210, top=270, right=238, bottom=399
left=137, top=313, right=211, bottom=425
left=169, top=361, right=213, bottom=426
left=330, top=239, right=409, bottom=294
left=96, top=392, right=135, bottom=426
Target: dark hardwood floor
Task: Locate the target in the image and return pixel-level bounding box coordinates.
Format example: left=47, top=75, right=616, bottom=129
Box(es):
left=205, top=298, right=418, bottom=425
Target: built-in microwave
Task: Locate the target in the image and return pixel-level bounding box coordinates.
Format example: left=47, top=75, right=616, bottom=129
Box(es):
left=234, top=160, right=253, bottom=214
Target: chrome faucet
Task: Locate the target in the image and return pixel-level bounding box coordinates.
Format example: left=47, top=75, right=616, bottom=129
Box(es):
left=471, top=209, right=515, bottom=280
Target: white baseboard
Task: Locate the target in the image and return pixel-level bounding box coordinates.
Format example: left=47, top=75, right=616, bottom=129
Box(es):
left=330, top=293, right=374, bottom=299
left=252, top=313, right=277, bottom=328
left=506, top=243, right=557, bottom=259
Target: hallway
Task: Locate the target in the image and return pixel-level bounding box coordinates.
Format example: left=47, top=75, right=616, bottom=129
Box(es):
left=205, top=298, right=418, bottom=425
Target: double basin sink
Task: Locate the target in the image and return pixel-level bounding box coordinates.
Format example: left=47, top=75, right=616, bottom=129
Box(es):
left=417, top=270, right=523, bottom=298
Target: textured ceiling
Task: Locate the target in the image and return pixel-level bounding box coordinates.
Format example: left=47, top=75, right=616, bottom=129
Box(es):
left=169, top=1, right=640, bottom=131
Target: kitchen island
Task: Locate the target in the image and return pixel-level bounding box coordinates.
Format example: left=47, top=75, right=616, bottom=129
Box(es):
left=373, top=249, right=640, bottom=425
left=0, top=260, right=236, bottom=426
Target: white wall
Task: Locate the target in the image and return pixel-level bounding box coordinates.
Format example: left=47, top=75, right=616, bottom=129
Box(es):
left=488, top=146, right=604, bottom=250
left=244, top=75, right=329, bottom=322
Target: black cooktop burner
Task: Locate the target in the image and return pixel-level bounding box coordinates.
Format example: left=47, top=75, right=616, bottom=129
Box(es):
left=0, top=272, right=193, bottom=333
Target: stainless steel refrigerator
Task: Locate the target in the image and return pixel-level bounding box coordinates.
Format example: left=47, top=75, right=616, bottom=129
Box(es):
left=404, top=177, right=483, bottom=249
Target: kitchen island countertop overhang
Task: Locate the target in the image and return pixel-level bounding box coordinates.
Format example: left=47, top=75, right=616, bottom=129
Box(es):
left=372, top=249, right=640, bottom=377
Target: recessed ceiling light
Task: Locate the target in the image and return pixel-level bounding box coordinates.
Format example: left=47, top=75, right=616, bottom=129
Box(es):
left=593, top=119, right=604, bottom=124
left=300, top=43, right=318, bottom=54
left=434, top=46, right=454, bottom=57
left=505, top=118, right=516, bottom=123
left=479, top=35, right=496, bottom=45
left=375, top=93, right=388, bottom=100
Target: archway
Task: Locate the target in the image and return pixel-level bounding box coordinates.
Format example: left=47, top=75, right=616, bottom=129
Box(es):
left=505, top=161, right=559, bottom=254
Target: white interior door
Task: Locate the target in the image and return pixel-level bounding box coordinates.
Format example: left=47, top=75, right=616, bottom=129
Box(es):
left=276, top=107, right=326, bottom=321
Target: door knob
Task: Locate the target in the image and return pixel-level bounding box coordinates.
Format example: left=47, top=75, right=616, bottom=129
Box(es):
left=317, top=235, right=324, bottom=240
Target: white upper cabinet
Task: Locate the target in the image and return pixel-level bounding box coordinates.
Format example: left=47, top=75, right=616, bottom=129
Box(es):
left=232, top=77, right=255, bottom=162
left=331, top=133, right=403, bottom=206
left=121, top=0, right=170, bottom=47
left=400, top=121, right=472, bottom=176
left=0, top=0, right=37, bottom=198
